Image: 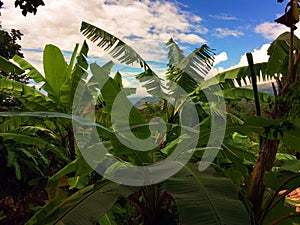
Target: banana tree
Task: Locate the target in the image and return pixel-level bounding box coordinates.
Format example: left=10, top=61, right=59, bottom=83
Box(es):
left=209, top=6, right=300, bottom=222
left=22, top=21, right=252, bottom=225
left=0, top=41, right=89, bottom=160
left=0, top=43, right=91, bottom=224
left=0, top=41, right=93, bottom=220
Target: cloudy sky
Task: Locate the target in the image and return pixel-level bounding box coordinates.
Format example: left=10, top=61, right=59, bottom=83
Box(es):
left=0, top=0, right=297, bottom=80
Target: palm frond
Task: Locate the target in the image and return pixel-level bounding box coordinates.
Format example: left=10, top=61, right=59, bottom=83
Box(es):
left=178, top=44, right=215, bottom=82
left=215, top=62, right=269, bottom=86
left=214, top=32, right=300, bottom=87
left=166, top=44, right=215, bottom=94
left=166, top=38, right=185, bottom=67
left=81, top=22, right=148, bottom=69
left=80, top=21, right=165, bottom=97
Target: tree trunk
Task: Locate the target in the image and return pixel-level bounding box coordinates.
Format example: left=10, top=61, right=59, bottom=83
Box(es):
left=247, top=1, right=299, bottom=219
left=247, top=138, right=279, bottom=217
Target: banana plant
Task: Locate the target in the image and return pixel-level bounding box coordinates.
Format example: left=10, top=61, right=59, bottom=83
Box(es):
left=0, top=41, right=89, bottom=159
left=0, top=41, right=96, bottom=224
left=209, top=30, right=300, bottom=224
left=20, top=22, right=253, bottom=225
left=5, top=19, right=298, bottom=225
left=0, top=41, right=95, bottom=205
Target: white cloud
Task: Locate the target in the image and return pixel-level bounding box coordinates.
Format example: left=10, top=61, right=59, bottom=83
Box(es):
left=1, top=0, right=207, bottom=56
left=230, top=43, right=270, bottom=69
left=176, top=33, right=206, bottom=44
left=205, top=52, right=228, bottom=79
left=214, top=51, right=228, bottom=66
left=212, top=28, right=244, bottom=38
left=255, top=21, right=300, bottom=40
left=255, top=22, right=288, bottom=40
left=209, top=14, right=237, bottom=21
left=236, top=44, right=270, bottom=67
left=209, top=44, right=271, bottom=84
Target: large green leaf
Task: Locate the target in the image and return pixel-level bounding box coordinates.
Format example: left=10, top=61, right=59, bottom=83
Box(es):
left=178, top=44, right=214, bottom=81
left=26, top=180, right=134, bottom=225
left=13, top=55, right=45, bottom=82
left=0, top=55, right=24, bottom=75
left=60, top=41, right=89, bottom=112
left=0, top=75, right=58, bottom=111
left=89, top=63, right=152, bottom=164
left=43, top=44, right=68, bottom=99
left=90, top=62, right=150, bottom=132
left=220, top=87, right=274, bottom=103
left=164, top=163, right=251, bottom=225
left=267, top=32, right=300, bottom=75
left=166, top=38, right=185, bottom=67
left=215, top=62, right=269, bottom=86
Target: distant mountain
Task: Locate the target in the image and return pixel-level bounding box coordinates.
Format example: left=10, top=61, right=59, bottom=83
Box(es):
left=258, top=82, right=274, bottom=95
left=246, top=82, right=274, bottom=95
left=129, top=96, right=160, bottom=106
left=128, top=82, right=274, bottom=108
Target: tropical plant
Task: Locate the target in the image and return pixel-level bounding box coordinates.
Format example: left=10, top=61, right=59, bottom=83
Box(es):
left=206, top=0, right=300, bottom=222
left=1, top=0, right=300, bottom=223
left=0, top=21, right=248, bottom=225
left=0, top=41, right=91, bottom=224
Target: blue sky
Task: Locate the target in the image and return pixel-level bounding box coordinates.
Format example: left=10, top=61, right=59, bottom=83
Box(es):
left=1, top=0, right=295, bottom=81
left=177, top=0, right=286, bottom=68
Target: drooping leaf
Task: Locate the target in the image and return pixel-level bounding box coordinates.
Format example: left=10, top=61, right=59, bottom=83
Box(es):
left=215, top=62, right=269, bottom=86
left=80, top=21, right=165, bottom=97
left=219, top=87, right=274, bottom=103
left=0, top=55, right=24, bottom=75
left=0, top=111, right=113, bottom=135
left=164, top=163, right=251, bottom=225
left=178, top=44, right=215, bottom=82
left=49, top=155, right=93, bottom=182
left=81, top=21, right=148, bottom=69
left=13, top=55, right=45, bottom=82
left=214, top=32, right=300, bottom=87
left=0, top=133, right=50, bottom=146
left=28, top=180, right=134, bottom=225
left=0, top=75, right=58, bottom=111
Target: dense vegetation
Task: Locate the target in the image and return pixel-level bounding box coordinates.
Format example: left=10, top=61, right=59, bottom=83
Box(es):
left=0, top=0, right=300, bottom=224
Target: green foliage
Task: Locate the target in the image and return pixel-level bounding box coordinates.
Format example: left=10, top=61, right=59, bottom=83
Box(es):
left=2, top=17, right=300, bottom=225
left=164, top=163, right=251, bottom=225
left=0, top=29, right=23, bottom=60
left=0, top=41, right=91, bottom=224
